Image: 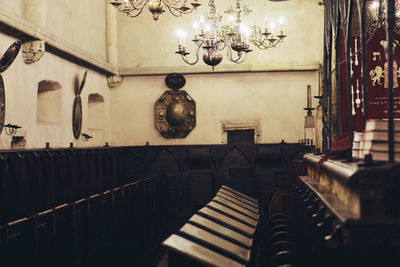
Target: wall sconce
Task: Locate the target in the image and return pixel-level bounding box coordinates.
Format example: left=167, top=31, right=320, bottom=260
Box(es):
left=0, top=123, right=21, bottom=135
left=81, top=133, right=92, bottom=142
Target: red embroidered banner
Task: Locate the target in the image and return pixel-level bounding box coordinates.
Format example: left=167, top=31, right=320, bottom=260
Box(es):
left=340, top=27, right=400, bottom=133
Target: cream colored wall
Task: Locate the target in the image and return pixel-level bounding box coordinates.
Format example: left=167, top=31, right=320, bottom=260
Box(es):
left=111, top=0, right=324, bottom=146
left=43, top=0, right=107, bottom=62
left=0, top=0, right=107, bottom=64
left=0, top=0, right=112, bottom=149
left=110, top=71, right=320, bottom=146
left=116, top=0, right=324, bottom=74
left=0, top=0, right=22, bottom=17
left=0, top=32, right=111, bottom=149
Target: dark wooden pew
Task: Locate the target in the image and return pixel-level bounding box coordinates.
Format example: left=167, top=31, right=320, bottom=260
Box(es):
left=188, top=214, right=253, bottom=249
left=163, top=234, right=246, bottom=267
left=163, top=185, right=259, bottom=266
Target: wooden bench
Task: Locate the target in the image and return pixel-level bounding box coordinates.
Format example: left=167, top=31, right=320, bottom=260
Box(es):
left=162, top=185, right=259, bottom=266
left=163, top=234, right=245, bottom=267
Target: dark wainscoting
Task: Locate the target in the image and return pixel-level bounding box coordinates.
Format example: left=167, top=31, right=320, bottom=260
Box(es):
left=0, top=142, right=299, bottom=266
left=117, top=142, right=299, bottom=231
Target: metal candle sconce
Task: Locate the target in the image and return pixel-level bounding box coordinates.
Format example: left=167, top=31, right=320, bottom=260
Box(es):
left=0, top=123, right=21, bottom=135
left=81, top=133, right=92, bottom=142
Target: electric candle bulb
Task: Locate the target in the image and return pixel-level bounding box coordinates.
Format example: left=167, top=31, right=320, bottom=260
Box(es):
left=269, top=22, right=276, bottom=30
left=193, top=22, right=199, bottom=35
left=176, top=29, right=185, bottom=47
left=200, top=16, right=205, bottom=33
left=278, top=17, right=284, bottom=32
left=228, top=15, right=234, bottom=28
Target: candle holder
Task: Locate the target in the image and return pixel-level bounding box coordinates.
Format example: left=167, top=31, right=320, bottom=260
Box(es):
left=303, top=105, right=316, bottom=150
left=81, top=133, right=92, bottom=142
left=0, top=123, right=21, bottom=135
left=303, top=107, right=315, bottom=116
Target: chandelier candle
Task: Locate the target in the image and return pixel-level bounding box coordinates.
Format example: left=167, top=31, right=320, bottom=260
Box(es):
left=307, top=85, right=311, bottom=109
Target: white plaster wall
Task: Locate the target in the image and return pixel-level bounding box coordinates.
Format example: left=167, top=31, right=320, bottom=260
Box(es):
left=0, top=33, right=111, bottom=149
left=110, top=71, right=320, bottom=146
left=0, top=0, right=107, bottom=64
left=0, top=0, right=22, bottom=17
left=44, top=0, right=107, bottom=62
left=116, top=0, right=324, bottom=72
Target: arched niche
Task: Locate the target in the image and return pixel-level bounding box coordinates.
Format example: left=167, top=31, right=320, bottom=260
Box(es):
left=37, top=80, right=62, bottom=124
left=88, top=93, right=105, bottom=131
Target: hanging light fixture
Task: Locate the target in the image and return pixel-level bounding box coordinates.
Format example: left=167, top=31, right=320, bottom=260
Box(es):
left=175, top=0, right=253, bottom=69
left=222, top=0, right=287, bottom=50
left=249, top=17, right=287, bottom=50
left=368, top=0, right=400, bottom=34
left=110, top=0, right=201, bottom=21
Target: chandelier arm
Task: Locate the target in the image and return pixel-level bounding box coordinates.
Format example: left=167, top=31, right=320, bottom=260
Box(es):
left=216, top=41, right=227, bottom=51
left=232, top=52, right=248, bottom=64
left=117, top=0, right=147, bottom=14
left=128, top=7, right=146, bottom=18
left=179, top=42, right=203, bottom=65
left=164, top=0, right=187, bottom=6
left=226, top=46, right=248, bottom=64
left=165, top=4, right=185, bottom=17
left=181, top=53, right=200, bottom=65
left=255, top=44, right=268, bottom=50
left=163, top=0, right=194, bottom=16
left=225, top=44, right=241, bottom=63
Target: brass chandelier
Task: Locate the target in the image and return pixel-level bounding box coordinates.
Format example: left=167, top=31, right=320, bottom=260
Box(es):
left=110, top=0, right=201, bottom=21
left=175, top=0, right=253, bottom=69
left=224, top=0, right=287, bottom=50
left=250, top=19, right=286, bottom=50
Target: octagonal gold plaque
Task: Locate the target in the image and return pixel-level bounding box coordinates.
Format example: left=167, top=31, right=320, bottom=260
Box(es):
left=155, top=74, right=196, bottom=138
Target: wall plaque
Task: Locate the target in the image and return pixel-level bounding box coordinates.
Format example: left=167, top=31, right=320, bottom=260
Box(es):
left=155, top=73, right=196, bottom=138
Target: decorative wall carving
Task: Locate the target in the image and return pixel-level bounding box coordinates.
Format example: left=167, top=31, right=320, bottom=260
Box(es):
left=22, top=40, right=45, bottom=64
left=155, top=73, right=196, bottom=138
left=107, top=74, right=122, bottom=88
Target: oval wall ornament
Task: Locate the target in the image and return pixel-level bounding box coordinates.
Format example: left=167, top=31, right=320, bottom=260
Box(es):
left=0, top=41, right=21, bottom=136
left=72, top=96, right=82, bottom=139
left=0, top=76, right=5, bottom=135
left=72, top=71, right=87, bottom=139
left=0, top=41, right=21, bottom=73
left=165, top=73, right=186, bottom=90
